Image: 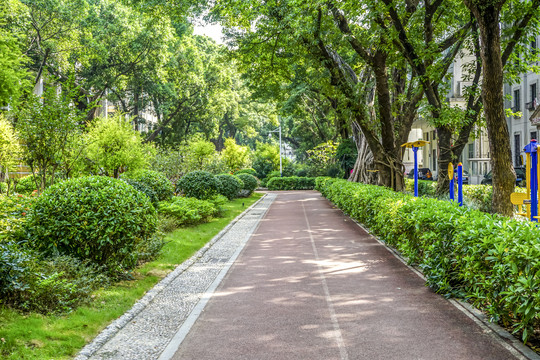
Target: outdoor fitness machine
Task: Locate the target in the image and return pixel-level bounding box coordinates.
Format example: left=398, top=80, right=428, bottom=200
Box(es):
left=402, top=140, right=429, bottom=197
left=512, top=139, right=539, bottom=222
left=448, top=162, right=464, bottom=206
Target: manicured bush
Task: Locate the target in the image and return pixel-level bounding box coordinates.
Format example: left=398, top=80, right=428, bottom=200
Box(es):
left=234, top=168, right=257, bottom=176
left=176, top=171, right=220, bottom=200
left=122, top=170, right=174, bottom=202
left=216, top=174, right=244, bottom=200
left=26, top=176, right=157, bottom=273
left=237, top=173, right=258, bottom=197
left=316, top=178, right=540, bottom=342
left=158, top=197, right=216, bottom=226
left=123, top=178, right=159, bottom=205
left=267, top=176, right=316, bottom=190
left=404, top=178, right=436, bottom=196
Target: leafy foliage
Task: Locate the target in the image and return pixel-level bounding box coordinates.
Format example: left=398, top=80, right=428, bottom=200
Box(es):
left=267, top=176, right=315, bottom=190
left=0, top=116, right=23, bottom=191
left=216, top=174, right=243, bottom=200
left=176, top=171, right=220, bottom=200
left=85, top=115, right=154, bottom=178
left=221, top=138, right=251, bottom=171
left=26, top=176, right=157, bottom=274
left=15, top=83, right=86, bottom=191
left=317, top=178, right=540, bottom=342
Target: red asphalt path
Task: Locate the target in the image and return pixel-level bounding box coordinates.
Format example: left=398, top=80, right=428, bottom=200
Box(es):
left=171, top=191, right=519, bottom=360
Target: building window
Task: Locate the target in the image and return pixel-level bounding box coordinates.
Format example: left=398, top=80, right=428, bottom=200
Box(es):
left=532, top=131, right=538, bottom=142
left=425, top=132, right=429, bottom=141
left=529, top=83, right=538, bottom=110
left=514, top=89, right=521, bottom=112
left=468, top=143, right=474, bottom=159
left=532, top=38, right=538, bottom=54
left=514, top=134, right=521, bottom=166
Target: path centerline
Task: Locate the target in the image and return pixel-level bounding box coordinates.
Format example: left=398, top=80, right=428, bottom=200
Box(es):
left=302, top=201, right=349, bottom=360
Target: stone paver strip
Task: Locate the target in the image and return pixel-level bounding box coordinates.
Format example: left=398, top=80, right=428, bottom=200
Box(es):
left=76, top=193, right=276, bottom=360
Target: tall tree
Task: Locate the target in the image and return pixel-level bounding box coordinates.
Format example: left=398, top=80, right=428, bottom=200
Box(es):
left=463, top=0, right=540, bottom=215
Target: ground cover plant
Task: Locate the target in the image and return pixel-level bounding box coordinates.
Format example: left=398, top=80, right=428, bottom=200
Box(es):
left=0, top=193, right=262, bottom=359
left=316, top=177, right=540, bottom=344
left=266, top=176, right=315, bottom=190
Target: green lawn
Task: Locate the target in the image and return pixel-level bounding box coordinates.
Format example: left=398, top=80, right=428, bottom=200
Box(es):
left=0, top=193, right=263, bottom=360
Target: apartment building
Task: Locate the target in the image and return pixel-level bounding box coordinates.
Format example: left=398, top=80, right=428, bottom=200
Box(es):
left=506, top=35, right=540, bottom=167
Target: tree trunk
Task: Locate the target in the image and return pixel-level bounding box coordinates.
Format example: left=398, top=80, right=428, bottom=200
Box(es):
left=435, top=126, right=453, bottom=193
left=465, top=0, right=515, bottom=216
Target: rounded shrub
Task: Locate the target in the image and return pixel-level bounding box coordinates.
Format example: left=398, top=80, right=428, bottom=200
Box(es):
left=234, top=168, right=257, bottom=177
left=216, top=174, right=244, bottom=200
left=122, top=170, right=174, bottom=201
left=26, top=176, right=157, bottom=273
left=123, top=178, right=159, bottom=205
left=176, top=171, right=220, bottom=200
left=237, top=173, right=258, bottom=197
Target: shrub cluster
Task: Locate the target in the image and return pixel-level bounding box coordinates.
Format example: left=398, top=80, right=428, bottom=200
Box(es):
left=316, top=177, right=540, bottom=341
left=26, top=176, right=158, bottom=273
left=176, top=171, right=220, bottom=200
left=122, top=170, right=174, bottom=202
left=236, top=173, right=258, bottom=197
left=216, top=174, right=244, bottom=200
left=158, top=197, right=217, bottom=227
left=267, top=176, right=316, bottom=190
left=234, top=168, right=257, bottom=176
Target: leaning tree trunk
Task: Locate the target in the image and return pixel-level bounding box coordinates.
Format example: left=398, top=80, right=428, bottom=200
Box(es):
left=465, top=0, right=515, bottom=216
left=349, top=121, right=376, bottom=184
left=435, top=126, right=454, bottom=194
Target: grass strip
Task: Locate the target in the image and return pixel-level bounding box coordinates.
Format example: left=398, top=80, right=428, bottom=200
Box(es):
left=0, top=193, right=263, bottom=360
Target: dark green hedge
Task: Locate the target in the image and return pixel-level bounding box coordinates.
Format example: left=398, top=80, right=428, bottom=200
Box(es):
left=404, top=178, right=526, bottom=213
left=316, top=177, right=540, bottom=341
left=27, top=176, right=157, bottom=273
left=267, top=176, right=316, bottom=190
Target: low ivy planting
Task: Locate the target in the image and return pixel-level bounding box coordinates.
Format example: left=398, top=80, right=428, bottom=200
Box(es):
left=316, top=177, right=540, bottom=342
left=266, top=176, right=316, bottom=190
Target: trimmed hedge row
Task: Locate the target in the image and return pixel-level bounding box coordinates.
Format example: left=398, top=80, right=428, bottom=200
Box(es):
left=316, top=177, right=540, bottom=341
left=404, top=179, right=526, bottom=213
left=267, top=176, right=316, bottom=190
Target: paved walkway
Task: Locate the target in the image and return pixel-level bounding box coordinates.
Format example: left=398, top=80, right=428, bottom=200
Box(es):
left=163, top=191, right=532, bottom=360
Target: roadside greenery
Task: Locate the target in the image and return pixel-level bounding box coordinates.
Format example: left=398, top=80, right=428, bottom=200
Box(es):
left=317, top=177, right=540, bottom=343
left=404, top=179, right=527, bottom=214
left=267, top=176, right=316, bottom=190
left=0, top=193, right=262, bottom=359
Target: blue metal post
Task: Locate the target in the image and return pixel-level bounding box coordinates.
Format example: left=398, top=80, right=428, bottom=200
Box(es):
left=449, top=177, right=455, bottom=201
left=524, top=140, right=538, bottom=222
left=458, top=163, right=463, bottom=206
left=532, top=145, right=538, bottom=222
left=413, top=146, right=419, bottom=197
